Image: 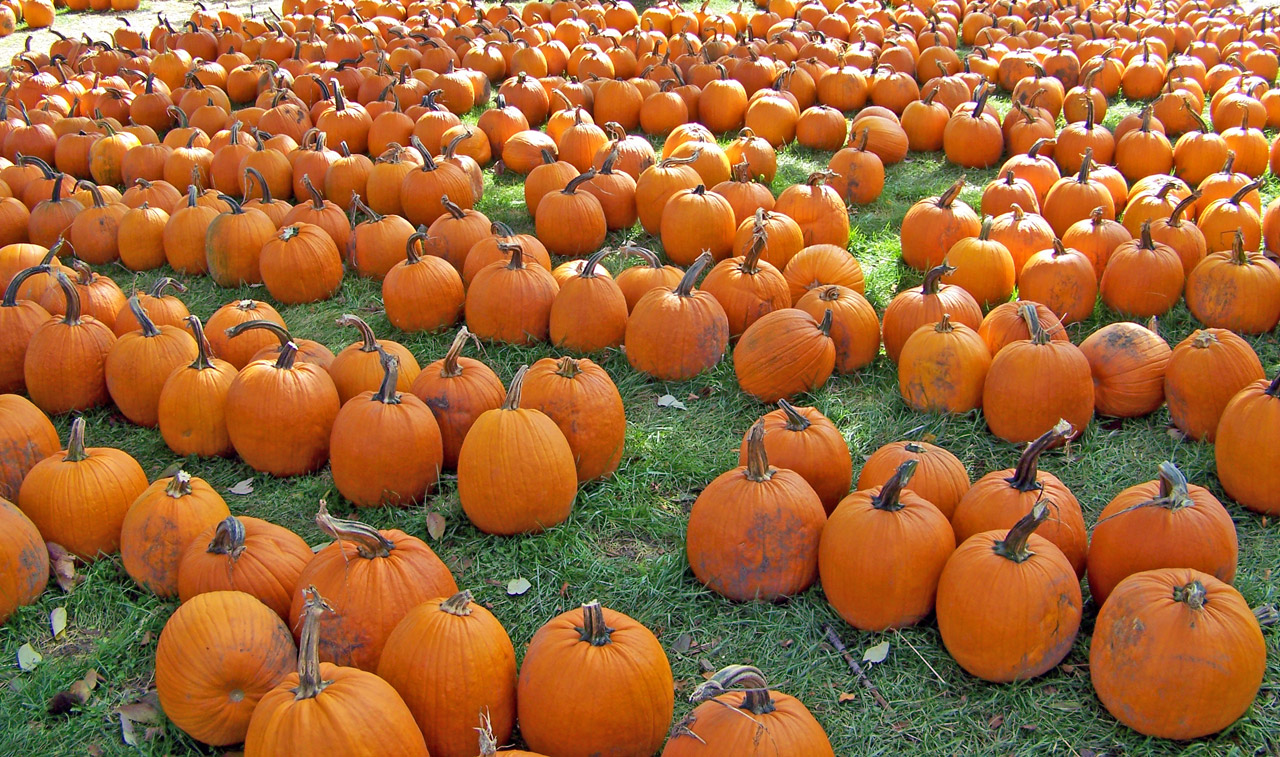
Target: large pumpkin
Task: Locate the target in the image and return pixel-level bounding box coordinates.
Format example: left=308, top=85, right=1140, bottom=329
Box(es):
left=687, top=421, right=826, bottom=601
left=120, top=470, right=230, bottom=597
left=900, top=177, right=980, bottom=270
left=936, top=502, right=1083, bottom=682
left=289, top=503, right=458, bottom=672
left=1164, top=328, right=1264, bottom=442
left=820, top=460, right=956, bottom=631
left=0, top=393, right=58, bottom=501
left=897, top=314, right=991, bottom=414
left=456, top=366, right=578, bottom=535
left=1090, top=569, right=1265, bottom=740
left=1078, top=320, right=1171, bottom=418
left=882, top=263, right=982, bottom=363
left=378, top=590, right=518, bottom=757
left=517, top=600, right=673, bottom=757
left=155, top=590, right=296, bottom=747
left=0, top=497, right=48, bottom=625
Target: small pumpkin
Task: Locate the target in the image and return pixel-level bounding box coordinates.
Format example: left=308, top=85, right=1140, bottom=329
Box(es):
left=1164, top=329, right=1264, bottom=442
left=177, top=515, right=314, bottom=622
left=625, top=252, right=729, bottom=381
left=858, top=440, right=970, bottom=520
left=328, top=314, right=421, bottom=406
left=734, top=308, right=836, bottom=403
left=120, top=470, right=230, bottom=597
left=1215, top=371, right=1280, bottom=516
left=105, top=294, right=198, bottom=427
left=465, top=240, right=560, bottom=346
left=520, top=356, right=625, bottom=483
left=900, top=177, right=980, bottom=271
left=0, top=394, right=59, bottom=502
left=897, top=314, right=992, bottom=415
left=23, top=271, right=116, bottom=415
left=549, top=248, right=628, bottom=353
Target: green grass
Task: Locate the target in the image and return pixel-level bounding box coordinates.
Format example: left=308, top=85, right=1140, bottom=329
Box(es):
left=1, top=50, right=1279, bottom=757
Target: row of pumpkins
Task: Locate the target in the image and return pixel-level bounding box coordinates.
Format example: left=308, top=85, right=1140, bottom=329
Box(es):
left=0, top=399, right=1269, bottom=754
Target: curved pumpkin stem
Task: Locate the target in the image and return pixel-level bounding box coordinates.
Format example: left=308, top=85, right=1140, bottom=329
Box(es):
left=224, top=320, right=297, bottom=369
left=294, top=585, right=335, bottom=700
left=743, top=420, right=774, bottom=483
left=52, top=271, right=83, bottom=326
left=440, top=590, right=474, bottom=617
left=3, top=264, right=50, bottom=307
left=936, top=176, right=965, bottom=209
left=871, top=459, right=918, bottom=512
left=243, top=166, right=274, bottom=204
left=991, top=498, right=1051, bottom=563
left=501, top=365, right=529, bottom=410
left=315, top=500, right=395, bottom=559
left=206, top=516, right=246, bottom=560
left=777, top=398, right=810, bottom=432
left=691, top=664, right=775, bottom=715
left=1018, top=302, right=1052, bottom=345
left=920, top=263, right=955, bottom=295
left=1006, top=419, right=1072, bottom=492
left=439, top=326, right=478, bottom=379
left=577, top=600, right=615, bottom=647
left=336, top=313, right=380, bottom=353
left=184, top=315, right=217, bottom=370
left=147, top=277, right=187, bottom=297
left=675, top=251, right=713, bottom=297
left=577, top=247, right=610, bottom=279
left=63, top=416, right=89, bottom=463
left=620, top=244, right=663, bottom=269
left=125, top=294, right=161, bottom=338
left=372, top=349, right=401, bottom=405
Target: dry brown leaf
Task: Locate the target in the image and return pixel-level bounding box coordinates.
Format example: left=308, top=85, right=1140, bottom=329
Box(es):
left=47, top=543, right=77, bottom=593
left=425, top=512, right=446, bottom=540
left=837, top=692, right=857, bottom=703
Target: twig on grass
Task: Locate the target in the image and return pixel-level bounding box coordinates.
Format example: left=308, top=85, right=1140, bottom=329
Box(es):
left=822, top=624, right=891, bottom=711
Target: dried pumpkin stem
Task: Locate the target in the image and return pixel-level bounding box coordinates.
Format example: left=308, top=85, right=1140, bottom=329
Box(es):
left=576, top=600, right=615, bottom=646
left=63, top=416, right=88, bottom=463
left=991, top=499, right=1050, bottom=563
left=777, top=398, right=810, bottom=432
left=53, top=271, right=83, bottom=326
left=206, top=516, right=247, bottom=560
left=3, top=264, right=49, bottom=307
left=126, top=294, right=161, bottom=338
left=184, top=315, right=217, bottom=370
left=1006, top=419, right=1072, bottom=491
left=871, top=459, right=918, bottom=512
left=315, top=500, right=395, bottom=558
left=554, top=356, right=582, bottom=378
left=743, top=420, right=774, bottom=483
left=691, top=665, right=775, bottom=715
left=294, top=585, right=334, bottom=700
left=164, top=469, right=192, bottom=498
left=502, top=365, right=529, bottom=410
left=676, top=252, right=714, bottom=296
left=937, top=176, right=965, bottom=209
left=1172, top=580, right=1207, bottom=611
left=440, top=590, right=474, bottom=616
left=148, top=277, right=186, bottom=297
left=373, top=350, right=401, bottom=405
left=921, top=263, right=955, bottom=295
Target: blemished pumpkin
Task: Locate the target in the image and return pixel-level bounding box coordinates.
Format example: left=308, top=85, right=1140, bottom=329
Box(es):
left=177, top=515, right=314, bottom=622
left=157, top=316, right=238, bottom=458
left=377, top=591, right=518, bottom=757
left=1164, top=329, right=1264, bottom=442
left=858, top=440, right=971, bottom=520
left=882, top=263, right=983, bottom=363
left=738, top=400, right=852, bottom=515
left=734, top=308, right=836, bottom=403
left=662, top=665, right=836, bottom=756
left=1079, top=320, right=1171, bottom=418
left=1090, top=569, right=1266, bottom=740
left=17, top=417, right=147, bottom=561
left=0, top=497, right=48, bottom=626
left=457, top=365, right=578, bottom=535
left=120, top=470, right=230, bottom=598
left=465, top=240, right=560, bottom=346
left=897, top=314, right=991, bottom=415
left=328, top=314, right=421, bottom=406
left=820, top=460, right=956, bottom=631
left=246, top=587, right=430, bottom=756
left=625, top=252, right=730, bottom=381
left=105, top=295, right=198, bottom=427
left=548, top=247, right=628, bottom=353
left=0, top=393, right=59, bottom=502
left=289, top=503, right=458, bottom=672
left=687, top=422, right=827, bottom=601
left=517, top=601, right=674, bottom=757
left=1087, top=462, right=1237, bottom=608
left=411, top=327, right=505, bottom=471
left=936, top=501, right=1083, bottom=682
left=520, top=356, right=625, bottom=483
left=155, top=590, right=296, bottom=747
left=23, top=271, right=116, bottom=415
left=900, top=177, right=981, bottom=271
left=702, top=230, right=791, bottom=339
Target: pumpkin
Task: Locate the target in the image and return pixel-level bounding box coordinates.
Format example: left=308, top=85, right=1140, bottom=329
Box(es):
left=1186, top=231, right=1280, bottom=334
left=1148, top=191, right=1206, bottom=276
left=399, top=138, right=475, bottom=227
left=517, top=600, right=673, bottom=757
left=155, top=591, right=297, bottom=747
left=1165, top=329, right=1264, bottom=442
left=329, top=314, right=421, bottom=406
left=1088, top=462, right=1237, bottom=608
left=282, top=175, right=349, bottom=253
left=204, top=194, right=276, bottom=287
left=981, top=170, right=1039, bottom=217
left=330, top=352, right=442, bottom=508
left=382, top=229, right=465, bottom=333
left=737, top=400, right=851, bottom=515
left=897, top=314, right=992, bottom=415
left=858, top=440, right=970, bottom=520
left=378, top=590, right=518, bottom=757
left=659, top=183, right=737, bottom=265
left=882, top=264, right=983, bottom=364
left=943, top=85, right=1003, bottom=168
left=734, top=308, right=836, bottom=403
left=1079, top=320, right=1171, bottom=418
left=1215, top=371, right=1280, bottom=516
left=687, top=420, right=826, bottom=601
left=977, top=301, right=1068, bottom=357
left=347, top=196, right=417, bottom=279
left=17, top=417, right=147, bottom=561
left=1061, top=207, right=1130, bottom=279
left=549, top=248, right=628, bottom=353
left=465, top=239, right=560, bottom=346
left=223, top=324, right=340, bottom=477
left=998, top=138, right=1061, bottom=203
left=1198, top=179, right=1264, bottom=254
left=104, top=294, right=198, bottom=427
left=163, top=184, right=220, bottom=275
left=936, top=501, right=1083, bottom=682
left=940, top=216, right=1016, bottom=308
left=177, top=515, right=313, bottom=622
left=635, top=151, right=702, bottom=235
left=131, top=308, right=216, bottom=433
left=246, top=587, right=429, bottom=755
left=900, top=177, right=980, bottom=271
left=0, top=497, right=47, bottom=625
left=793, top=284, right=878, bottom=375
left=120, top=470, right=230, bottom=597
left=290, top=504, right=457, bottom=672
left=535, top=169, right=607, bottom=257
left=774, top=171, right=850, bottom=247
left=411, top=327, right=505, bottom=471
left=23, top=271, right=116, bottom=415
left=0, top=393, right=58, bottom=502
left=982, top=304, right=1094, bottom=444
left=783, top=243, right=865, bottom=305
left=582, top=147, right=638, bottom=230
left=827, top=126, right=885, bottom=206
left=112, top=278, right=190, bottom=337
left=820, top=459, right=955, bottom=630
left=1042, top=149, right=1114, bottom=238
left=67, top=182, right=125, bottom=265
left=520, top=356, right=625, bottom=483
left=1016, top=240, right=1098, bottom=324
left=950, top=421, right=1088, bottom=577
left=0, top=264, right=52, bottom=394
left=663, top=665, right=835, bottom=756
left=1090, top=570, right=1265, bottom=740
left=625, top=252, right=729, bottom=381
left=259, top=222, right=344, bottom=305
left=614, top=245, right=683, bottom=313
left=456, top=365, right=578, bottom=535
left=714, top=161, right=776, bottom=229
left=37, top=259, right=126, bottom=328
left=702, top=229, right=791, bottom=338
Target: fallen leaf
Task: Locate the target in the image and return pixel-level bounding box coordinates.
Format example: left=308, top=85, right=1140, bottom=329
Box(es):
left=425, top=512, right=446, bottom=540
left=144, top=726, right=164, bottom=741
left=47, top=543, right=77, bottom=593
left=1020, top=724, right=1037, bottom=732
left=671, top=633, right=692, bottom=654
left=861, top=640, right=890, bottom=664
left=558, top=581, right=569, bottom=598
left=226, top=478, right=254, bottom=496
left=700, top=670, right=715, bottom=680
left=506, top=577, right=531, bottom=596
left=920, top=432, right=937, bottom=443
left=87, top=745, right=103, bottom=756
left=120, top=714, right=139, bottom=747
left=988, top=714, right=1005, bottom=729
left=697, top=658, right=715, bottom=673
left=837, top=692, right=857, bottom=703
left=780, top=638, right=793, bottom=649
left=49, top=607, right=67, bottom=639
left=1060, top=664, right=1076, bottom=674
left=115, top=693, right=162, bottom=724
left=17, top=643, right=41, bottom=672
left=656, top=394, right=687, bottom=410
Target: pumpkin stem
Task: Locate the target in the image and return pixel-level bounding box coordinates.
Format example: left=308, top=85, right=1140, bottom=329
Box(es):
left=1018, top=302, right=1051, bottom=345
left=818, top=308, right=833, bottom=337
left=576, top=600, right=615, bottom=646
left=921, top=263, right=955, bottom=295
left=53, top=271, right=83, bottom=326
left=1172, top=579, right=1207, bottom=611
left=871, top=459, right=918, bottom=512
left=777, top=398, right=810, bottom=432
left=63, top=416, right=89, bottom=463
left=293, top=585, right=335, bottom=700
left=1027, top=137, right=1052, bottom=160
left=1168, top=190, right=1199, bottom=226
left=621, top=244, right=662, bottom=268
left=691, top=665, right=775, bottom=715
left=126, top=294, right=161, bottom=338
left=164, top=469, right=193, bottom=498
left=439, top=327, right=477, bottom=379
left=315, top=500, right=395, bottom=559
left=3, top=264, right=49, bottom=307
left=675, top=251, right=713, bottom=297
left=497, top=240, right=526, bottom=269
left=742, top=215, right=768, bottom=274
left=743, top=420, right=774, bottom=483
left=991, top=498, right=1050, bottom=563
left=578, top=247, right=610, bottom=279
left=302, top=174, right=326, bottom=209
left=225, top=320, right=297, bottom=368
left=501, top=365, right=529, bottom=411
left=933, top=312, right=955, bottom=333
left=243, top=166, right=273, bottom=204
left=562, top=168, right=597, bottom=194
left=372, top=349, right=402, bottom=405
left=554, top=356, right=582, bottom=378
left=937, top=176, right=965, bottom=209
left=476, top=711, right=499, bottom=756
left=206, top=516, right=246, bottom=559
left=440, top=590, right=474, bottom=616
left=1076, top=147, right=1093, bottom=184
left=336, top=313, right=380, bottom=352
left=184, top=315, right=217, bottom=370
left=1007, top=419, right=1072, bottom=491
left=147, top=277, right=186, bottom=297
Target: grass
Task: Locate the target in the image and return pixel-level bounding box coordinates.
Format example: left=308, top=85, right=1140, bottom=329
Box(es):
left=1, top=25, right=1280, bottom=757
